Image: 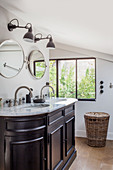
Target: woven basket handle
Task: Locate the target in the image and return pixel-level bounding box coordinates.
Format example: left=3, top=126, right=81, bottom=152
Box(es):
left=89, top=119, right=96, bottom=121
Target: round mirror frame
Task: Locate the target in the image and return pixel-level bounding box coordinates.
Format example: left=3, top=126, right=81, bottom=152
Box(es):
left=0, top=39, right=25, bottom=79
left=28, top=50, right=47, bottom=79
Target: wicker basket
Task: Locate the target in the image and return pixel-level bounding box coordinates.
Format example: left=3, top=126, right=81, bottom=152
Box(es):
left=84, top=112, right=110, bottom=147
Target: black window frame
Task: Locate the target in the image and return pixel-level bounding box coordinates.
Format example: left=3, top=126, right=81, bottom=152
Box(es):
left=49, top=57, right=96, bottom=101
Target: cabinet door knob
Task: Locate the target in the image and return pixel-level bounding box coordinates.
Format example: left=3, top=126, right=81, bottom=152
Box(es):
left=63, top=139, right=67, bottom=143
left=43, top=158, right=46, bottom=161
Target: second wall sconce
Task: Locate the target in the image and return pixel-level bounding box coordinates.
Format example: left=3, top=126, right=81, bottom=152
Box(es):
left=7, top=19, right=55, bottom=48
left=34, top=33, right=55, bottom=48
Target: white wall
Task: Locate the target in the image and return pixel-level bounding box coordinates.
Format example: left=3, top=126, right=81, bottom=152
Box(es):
left=0, top=6, right=49, bottom=100
left=51, top=45, right=113, bottom=140
left=51, top=42, right=113, bottom=62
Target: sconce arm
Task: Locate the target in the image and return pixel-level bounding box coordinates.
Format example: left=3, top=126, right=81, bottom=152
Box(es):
left=34, top=34, right=52, bottom=42
left=8, top=19, right=32, bottom=32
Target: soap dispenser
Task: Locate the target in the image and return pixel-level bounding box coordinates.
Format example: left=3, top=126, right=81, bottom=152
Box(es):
left=26, top=88, right=33, bottom=103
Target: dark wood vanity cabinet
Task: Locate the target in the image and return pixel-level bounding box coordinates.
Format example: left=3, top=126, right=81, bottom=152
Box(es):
left=0, top=103, right=76, bottom=170
left=5, top=135, right=45, bottom=170
left=48, top=104, right=76, bottom=170
left=0, top=116, right=47, bottom=170
left=48, top=110, right=64, bottom=170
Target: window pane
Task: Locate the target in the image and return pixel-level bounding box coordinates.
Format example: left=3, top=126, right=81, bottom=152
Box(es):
left=58, top=60, right=76, bottom=98
left=49, top=60, right=57, bottom=97
left=77, top=59, right=95, bottom=99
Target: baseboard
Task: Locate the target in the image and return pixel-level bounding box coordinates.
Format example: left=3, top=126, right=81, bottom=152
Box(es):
left=75, top=130, right=113, bottom=140
left=107, top=132, right=113, bottom=140
left=62, top=150, right=77, bottom=170
left=75, top=130, right=86, bottom=138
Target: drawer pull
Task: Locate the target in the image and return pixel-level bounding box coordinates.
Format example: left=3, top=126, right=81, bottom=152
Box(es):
left=7, top=125, right=46, bottom=133
left=11, top=136, right=44, bottom=145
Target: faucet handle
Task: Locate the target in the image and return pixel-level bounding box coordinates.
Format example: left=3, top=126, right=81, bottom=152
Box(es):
left=22, top=97, right=25, bottom=103
left=8, top=99, right=13, bottom=107
left=14, top=99, right=18, bottom=106
left=35, top=95, right=39, bottom=99
left=19, top=98, right=22, bottom=105
left=6, top=100, right=9, bottom=104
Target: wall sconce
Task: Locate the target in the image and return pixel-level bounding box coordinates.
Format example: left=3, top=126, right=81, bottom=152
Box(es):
left=7, top=19, right=34, bottom=42
left=34, top=33, right=55, bottom=49
left=7, top=19, right=55, bottom=48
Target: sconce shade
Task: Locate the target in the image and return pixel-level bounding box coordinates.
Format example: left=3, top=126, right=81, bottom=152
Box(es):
left=23, top=29, right=34, bottom=42
left=46, top=37, right=55, bottom=49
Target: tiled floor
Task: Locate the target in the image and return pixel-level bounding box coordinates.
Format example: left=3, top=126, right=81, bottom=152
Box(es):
left=69, top=137, right=113, bottom=170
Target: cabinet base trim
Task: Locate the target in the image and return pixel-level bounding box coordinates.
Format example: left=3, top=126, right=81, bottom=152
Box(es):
left=62, top=150, right=77, bottom=170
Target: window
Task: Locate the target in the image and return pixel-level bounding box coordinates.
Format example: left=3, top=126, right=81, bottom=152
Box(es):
left=77, top=59, right=95, bottom=100
left=58, top=60, right=76, bottom=98
left=49, top=60, right=57, bottom=96
left=49, top=58, right=96, bottom=101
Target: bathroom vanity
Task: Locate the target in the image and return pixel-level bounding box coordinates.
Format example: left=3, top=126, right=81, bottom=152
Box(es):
left=0, top=98, right=77, bottom=170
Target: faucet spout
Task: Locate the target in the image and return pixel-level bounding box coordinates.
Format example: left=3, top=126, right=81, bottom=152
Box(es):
left=14, top=86, right=33, bottom=106
left=40, top=82, right=55, bottom=98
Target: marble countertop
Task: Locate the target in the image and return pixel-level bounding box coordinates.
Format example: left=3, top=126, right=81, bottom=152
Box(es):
left=0, top=98, right=78, bottom=117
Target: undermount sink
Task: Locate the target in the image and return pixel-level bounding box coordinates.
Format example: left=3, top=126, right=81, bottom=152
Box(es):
left=46, top=98, right=67, bottom=103
left=55, top=98, right=67, bottom=102
left=22, top=98, right=68, bottom=110
left=52, top=98, right=67, bottom=104
left=24, top=103, right=50, bottom=109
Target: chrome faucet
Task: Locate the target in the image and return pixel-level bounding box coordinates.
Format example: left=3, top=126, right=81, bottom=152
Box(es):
left=40, top=82, right=55, bottom=98
left=14, top=86, right=33, bottom=106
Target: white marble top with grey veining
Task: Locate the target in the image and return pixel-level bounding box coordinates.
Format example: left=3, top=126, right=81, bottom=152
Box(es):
left=0, top=98, right=77, bottom=117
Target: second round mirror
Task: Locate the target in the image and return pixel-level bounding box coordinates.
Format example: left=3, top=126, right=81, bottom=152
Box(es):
left=28, top=50, right=47, bottom=79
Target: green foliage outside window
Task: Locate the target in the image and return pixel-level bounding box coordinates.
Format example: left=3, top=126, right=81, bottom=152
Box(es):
left=77, top=68, right=95, bottom=99
left=59, top=64, right=76, bottom=98
left=49, top=60, right=95, bottom=99
left=49, top=61, right=57, bottom=96
left=35, top=62, right=45, bottom=78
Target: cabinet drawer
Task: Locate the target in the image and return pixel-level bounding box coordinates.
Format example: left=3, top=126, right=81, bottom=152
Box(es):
left=48, top=109, right=64, bottom=125
left=5, top=117, right=46, bottom=132
left=65, top=104, right=75, bottom=116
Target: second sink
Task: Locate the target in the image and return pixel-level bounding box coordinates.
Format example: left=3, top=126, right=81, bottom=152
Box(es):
left=25, top=103, right=50, bottom=109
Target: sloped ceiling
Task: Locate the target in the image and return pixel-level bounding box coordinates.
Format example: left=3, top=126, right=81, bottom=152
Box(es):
left=0, top=0, right=113, bottom=55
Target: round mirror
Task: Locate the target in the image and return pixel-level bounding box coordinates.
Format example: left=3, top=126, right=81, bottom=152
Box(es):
left=28, top=50, right=47, bottom=79
left=0, top=40, right=24, bottom=78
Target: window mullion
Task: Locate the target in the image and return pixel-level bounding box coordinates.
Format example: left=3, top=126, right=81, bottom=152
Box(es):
left=56, top=60, right=58, bottom=97
left=76, top=59, right=77, bottom=99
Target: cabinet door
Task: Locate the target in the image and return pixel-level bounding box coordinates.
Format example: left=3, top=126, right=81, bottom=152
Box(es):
left=5, top=136, right=45, bottom=170
left=65, top=116, right=75, bottom=158
left=48, top=125, right=64, bottom=170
